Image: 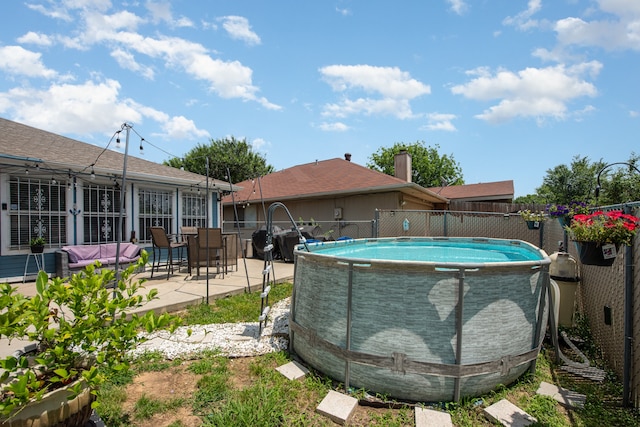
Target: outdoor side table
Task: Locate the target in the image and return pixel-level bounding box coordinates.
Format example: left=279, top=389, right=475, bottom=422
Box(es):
left=24, top=252, right=45, bottom=283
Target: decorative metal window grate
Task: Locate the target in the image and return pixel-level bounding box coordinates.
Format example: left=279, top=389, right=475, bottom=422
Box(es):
left=182, top=193, right=206, bottom=228
left=139, top=189, right=173, bottom=242
left=9, top=176, right=67, bottom=249
left=83, top=184, right=124, bottom=244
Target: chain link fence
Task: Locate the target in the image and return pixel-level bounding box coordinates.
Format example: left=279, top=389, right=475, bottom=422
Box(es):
left=226, top=205, right=640, bottom=406
left=375, top=206, right=640, bottom=407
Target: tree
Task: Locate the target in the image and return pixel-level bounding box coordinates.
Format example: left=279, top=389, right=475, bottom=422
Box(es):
left=367, top=141, right=464, bottom=188
left=164, top=137, right=274, bottom=184
left=534, top=155, right=606, bottom=205
left=594, top=153, right=640, bottom=205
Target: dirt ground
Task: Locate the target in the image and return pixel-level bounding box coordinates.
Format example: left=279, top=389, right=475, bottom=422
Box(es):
left=120, top=356, right=414, bottom=427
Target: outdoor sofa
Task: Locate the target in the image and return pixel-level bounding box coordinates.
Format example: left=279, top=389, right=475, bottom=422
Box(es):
left=55, top=243, right=142, bottom=278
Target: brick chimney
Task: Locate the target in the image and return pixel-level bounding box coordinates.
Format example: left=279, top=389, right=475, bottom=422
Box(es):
left=394, top=150, right=412, bottom=183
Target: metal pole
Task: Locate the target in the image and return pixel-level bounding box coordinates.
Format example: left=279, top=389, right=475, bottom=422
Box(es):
left=114, top=124, right=130, bottom=281
left=206, top=156, right=210, bottom=303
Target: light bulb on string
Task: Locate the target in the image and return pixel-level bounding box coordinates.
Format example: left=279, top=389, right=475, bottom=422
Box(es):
left=90, top=165, right=96, bottom=180
left=139, top=138, right=144, bottom=154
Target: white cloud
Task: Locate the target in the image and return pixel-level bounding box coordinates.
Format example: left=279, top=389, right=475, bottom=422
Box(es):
left=145, top=1, right=194, bottom=27
left=319, top=65, right=430, bottom=119
left=503, top=0, right=542, bottom=30
left=447, top=0, right=468, bottom=15
left=0, top=46, right=58, bottom=78
left=318, top=121, right=350, bottom=132
left=160, top=115, right=210, bottom=140
left=335, top=7, right=351, bottom=16
left=110, top=48, right=155, bottom=80
left=451, top=62, right=601, bottom=123
left=17, top=31, right=54, bottom=46
left=423, top=113, right=457, bottom=131
left=555, top=16, right=640, bottom=51
left=0, top=79, right=209, bottom=141
left=218, top=16, right=261, bottom=46
left=251, top=137, right=270, bottom=151
left=44, top=6, right=278, bottom=109
left=26, top=3, right=73, bottom=21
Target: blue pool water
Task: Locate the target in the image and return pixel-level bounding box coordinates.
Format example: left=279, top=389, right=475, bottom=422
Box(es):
left=307, top=239, right=544, bottom=263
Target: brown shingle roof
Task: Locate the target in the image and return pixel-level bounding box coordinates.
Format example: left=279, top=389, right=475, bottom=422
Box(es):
left=427, top=180, right=514, bottom=201
left=0, top=117, right=232, bottom=188
left=225, top=158, right=447, bottom=204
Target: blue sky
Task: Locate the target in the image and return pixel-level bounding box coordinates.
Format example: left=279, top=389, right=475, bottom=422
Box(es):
left=0, top=1, right=638, bottom=197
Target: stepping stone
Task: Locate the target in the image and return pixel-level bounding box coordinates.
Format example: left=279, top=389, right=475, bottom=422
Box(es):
left=276, top=360, right=309, bottom=380
left=537, top=381, right=586, bottom=408
left=183, top=332, right=213, bottom=344
left=316, top=390, right=358, bottom=425
left=415, top=407, right=453, bottom=427
left=484, top=399, right=537, bottom=427
left=137, top=336, right=167, bottom=348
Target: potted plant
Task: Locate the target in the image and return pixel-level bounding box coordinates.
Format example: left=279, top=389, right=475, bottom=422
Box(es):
left=0, top=253, right=182, bottom=426
left=28, top=237, right=46, bottom=253
left=565, top=210, right=640, bottom=266
left=518, top=209, right=546, bottom=229
left=546, top=201, right=590, bottom=227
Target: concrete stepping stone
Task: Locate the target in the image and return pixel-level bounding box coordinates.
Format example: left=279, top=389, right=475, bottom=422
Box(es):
left=415, top=407, right=453, bottom=427
left=537, top=381, right=586, bottom=408
left=484, top=399, right=537, bottom=426
left=316, top=390, right=358, bottom=425
left=276, top=360, right=309, bottom=380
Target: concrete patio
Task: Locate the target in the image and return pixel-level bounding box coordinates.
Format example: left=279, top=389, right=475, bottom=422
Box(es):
left=0, top=257, right=295, bottom=358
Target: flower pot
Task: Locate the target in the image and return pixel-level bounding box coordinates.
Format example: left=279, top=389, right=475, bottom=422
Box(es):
left=575, top=241, right=618, bottom=266
left=0, top=380, right=94, bottom=427
left=526, top=220, right=541, bottom=230
left=30, top=245, right=44, bottom=254
left=556, top=216, right=570, bottom=228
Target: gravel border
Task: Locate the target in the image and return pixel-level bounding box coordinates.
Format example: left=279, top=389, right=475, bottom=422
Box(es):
left=131, top=298, right=291, bottom=359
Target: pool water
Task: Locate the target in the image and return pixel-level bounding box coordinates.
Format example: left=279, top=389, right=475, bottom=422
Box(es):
left=307, top=239, right=544, bottom=263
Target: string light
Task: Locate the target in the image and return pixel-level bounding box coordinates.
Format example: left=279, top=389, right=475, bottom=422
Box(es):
left=90, top=165, right=96, bottom=180
left=139, top=138, right=145, bottom=154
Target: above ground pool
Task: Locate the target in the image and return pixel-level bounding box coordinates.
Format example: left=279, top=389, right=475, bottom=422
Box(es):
left=290, top=237, right=551, bottom=402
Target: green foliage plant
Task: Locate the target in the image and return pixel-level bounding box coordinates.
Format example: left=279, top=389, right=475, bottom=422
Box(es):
left=164, top=136, right=274, bottom=184
left=367, top=141, right=464, bottom=188
left=28, top=237, right=46, bottom=246
left=518, top=209, right=547, bottom=222
left=0, top=253, right=182, bottom=420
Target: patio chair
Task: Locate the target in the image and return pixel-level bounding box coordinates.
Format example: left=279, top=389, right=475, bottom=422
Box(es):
left=186, top=228, right=225, bottom=277
left=149, top=227, right=187, bottom=279
left=180, top=226, right=198, bottom=243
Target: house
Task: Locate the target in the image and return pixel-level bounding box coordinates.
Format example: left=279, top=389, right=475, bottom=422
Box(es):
left=222, top=152, right=449, bottom=239
left=0, top=117, right=236, bottom=282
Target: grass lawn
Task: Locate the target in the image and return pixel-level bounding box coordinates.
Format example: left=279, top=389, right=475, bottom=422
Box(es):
left=96, top=282, right=640, bottom=426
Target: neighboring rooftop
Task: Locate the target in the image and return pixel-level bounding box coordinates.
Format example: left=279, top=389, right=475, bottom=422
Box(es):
left=427, top=180, right=514, bottom=203
left=224, top=157, right=448, bottom=205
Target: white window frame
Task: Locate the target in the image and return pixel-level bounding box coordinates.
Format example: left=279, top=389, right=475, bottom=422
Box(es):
left=8, top=175, right=67, bottom=249
left=138, top=188, right=173, bottom=242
